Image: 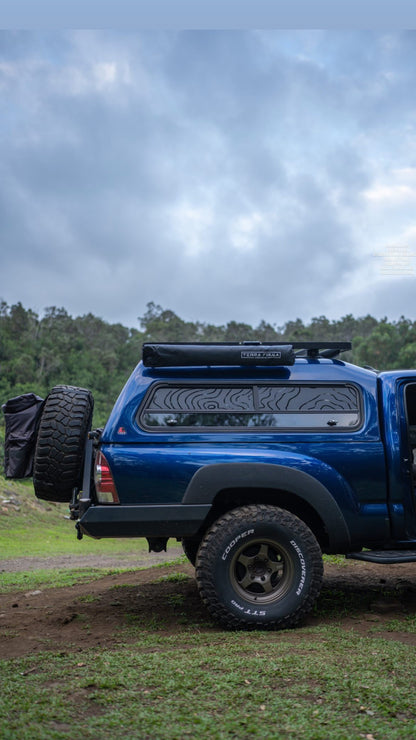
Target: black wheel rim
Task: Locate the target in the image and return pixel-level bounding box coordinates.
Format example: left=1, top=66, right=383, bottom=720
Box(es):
left=230, top=538, right=294, bottom=605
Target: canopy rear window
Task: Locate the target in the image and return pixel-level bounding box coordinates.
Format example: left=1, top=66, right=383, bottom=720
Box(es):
left=138, top=383, right=362, bottom=431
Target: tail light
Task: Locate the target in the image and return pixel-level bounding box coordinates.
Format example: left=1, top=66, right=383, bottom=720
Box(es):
left=94, top=451, right=119, bottom=504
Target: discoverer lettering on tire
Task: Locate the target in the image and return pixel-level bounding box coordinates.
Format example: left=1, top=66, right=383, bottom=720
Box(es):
left=195, top=504, right=323, bottom=630
left=290, top=539, right=307, bottom=595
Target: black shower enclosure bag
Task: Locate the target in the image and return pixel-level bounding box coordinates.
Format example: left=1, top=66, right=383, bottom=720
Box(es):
left=2, top=393, right=44, bottom=479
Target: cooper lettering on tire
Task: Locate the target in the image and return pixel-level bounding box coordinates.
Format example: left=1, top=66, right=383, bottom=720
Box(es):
left=33, top=385, right=94, bottom=503
left=195, top=504, right=323, bottom=630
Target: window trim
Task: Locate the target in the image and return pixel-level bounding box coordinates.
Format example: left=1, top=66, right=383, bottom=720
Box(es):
left=137, top=380, right=364, bottom=433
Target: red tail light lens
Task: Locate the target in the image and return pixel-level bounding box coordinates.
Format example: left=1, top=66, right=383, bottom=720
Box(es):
left=94, top=451, right=119, bottom=504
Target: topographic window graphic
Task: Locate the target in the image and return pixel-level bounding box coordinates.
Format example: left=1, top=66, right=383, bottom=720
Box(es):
left=140, top=383, right=361, bottom=430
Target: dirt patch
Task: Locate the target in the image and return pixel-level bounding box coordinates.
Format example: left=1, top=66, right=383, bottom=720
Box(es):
left=1, top=559, right=416, bottom=660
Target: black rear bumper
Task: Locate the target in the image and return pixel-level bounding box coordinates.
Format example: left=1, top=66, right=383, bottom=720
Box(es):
left=78, top=503, right=211, bottom=539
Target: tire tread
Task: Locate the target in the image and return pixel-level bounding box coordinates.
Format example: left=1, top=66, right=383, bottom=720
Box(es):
left=33, top=385, right=93, bottom=502
left=196, top=504, right=323, bottom=630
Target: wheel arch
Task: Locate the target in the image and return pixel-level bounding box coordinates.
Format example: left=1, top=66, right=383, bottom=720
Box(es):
left=182, top=463, right=351, bottom=553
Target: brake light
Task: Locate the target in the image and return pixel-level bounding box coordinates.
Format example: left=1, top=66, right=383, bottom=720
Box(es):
left=94, top=451, right=119, bottom=504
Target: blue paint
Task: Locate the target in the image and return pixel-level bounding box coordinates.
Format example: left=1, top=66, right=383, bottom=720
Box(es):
left=96, top=355, right=416, bottom=548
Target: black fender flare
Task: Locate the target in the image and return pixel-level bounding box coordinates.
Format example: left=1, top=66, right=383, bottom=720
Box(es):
left=182, top=462, right=351, bottom=551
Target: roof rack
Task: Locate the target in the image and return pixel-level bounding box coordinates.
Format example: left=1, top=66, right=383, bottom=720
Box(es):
left=291, top=342, right=352, bottom=359
left=142, top=342, right=352, bottom=368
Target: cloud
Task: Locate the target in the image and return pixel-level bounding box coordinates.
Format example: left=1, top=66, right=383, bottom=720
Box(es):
left=364, top=168, right=416, bottom=206
left=1, top=30, right=416, bottom=329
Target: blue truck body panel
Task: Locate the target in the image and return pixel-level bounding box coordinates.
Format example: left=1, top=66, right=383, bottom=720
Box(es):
left=78, top=354, right=416, bottom=553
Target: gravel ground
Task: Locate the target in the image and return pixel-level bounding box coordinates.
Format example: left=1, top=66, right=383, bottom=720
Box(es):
left=0, top=547, right=184, bottom=572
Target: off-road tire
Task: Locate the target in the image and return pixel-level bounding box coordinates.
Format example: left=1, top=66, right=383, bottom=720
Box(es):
left=33, top=385, right=94, bottom=502
left=182, top=537, right=201, bottom=566
left=196, top=504, right=323, bottom=630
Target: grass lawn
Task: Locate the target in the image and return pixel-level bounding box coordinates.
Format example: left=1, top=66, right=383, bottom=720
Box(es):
left=0, top=477, right=150, bottom=559
left=1, top=626, right=415, bottom=739
left=1, top=476, right=416, bottom=739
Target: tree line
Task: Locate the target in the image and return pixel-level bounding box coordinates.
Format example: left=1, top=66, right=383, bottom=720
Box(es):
left=1, top=300, right=416, bottom=425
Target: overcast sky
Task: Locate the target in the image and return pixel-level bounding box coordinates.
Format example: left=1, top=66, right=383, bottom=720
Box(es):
left=1, top=30, right=416, bottom=330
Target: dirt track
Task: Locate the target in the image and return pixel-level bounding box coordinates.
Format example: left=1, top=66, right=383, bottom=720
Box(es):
left=1, top=558, right=416, bottom=660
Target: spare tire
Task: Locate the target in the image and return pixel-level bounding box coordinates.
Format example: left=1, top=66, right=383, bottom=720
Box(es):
left=33, top=385, right=94, bottom=502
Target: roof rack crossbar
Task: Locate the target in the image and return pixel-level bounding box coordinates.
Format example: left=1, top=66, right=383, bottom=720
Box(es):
left=290, top=342, right=351, bottom=358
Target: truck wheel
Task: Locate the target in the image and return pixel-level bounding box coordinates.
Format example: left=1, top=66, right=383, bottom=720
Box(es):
left=195, top=504, right=323, bottom=630
left=182, top=537, right=201, bottom=566
left=33, top=385, right=94, bottom=503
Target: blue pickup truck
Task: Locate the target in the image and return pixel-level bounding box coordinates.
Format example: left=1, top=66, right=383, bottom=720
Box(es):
left=30, top=341, right=416, bottom=630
